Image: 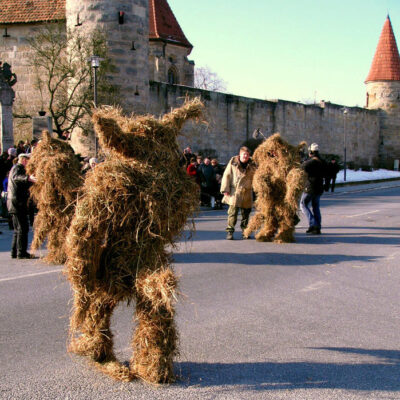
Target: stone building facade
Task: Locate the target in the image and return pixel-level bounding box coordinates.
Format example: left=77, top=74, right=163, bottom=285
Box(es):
left=0, top=2, right=399, bottom=167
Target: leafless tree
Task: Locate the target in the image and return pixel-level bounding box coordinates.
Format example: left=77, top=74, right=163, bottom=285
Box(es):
left=14, top=23, right=118, bottom=139
left=194, top=65, right=227, bottom=92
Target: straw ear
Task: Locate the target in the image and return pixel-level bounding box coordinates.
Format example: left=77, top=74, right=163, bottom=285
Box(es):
left=93, top=112, right=135, bottom=155
left=42, top=129, right=52, bottom=143
left=298, top=141, right=307, bottom=152
left=161, top=98, right=203, bottom=131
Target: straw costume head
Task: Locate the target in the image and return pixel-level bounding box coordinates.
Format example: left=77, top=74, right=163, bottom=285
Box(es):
left=243, top=133, right=306, bottom=243
left=65, top=98, right=203, bottom=383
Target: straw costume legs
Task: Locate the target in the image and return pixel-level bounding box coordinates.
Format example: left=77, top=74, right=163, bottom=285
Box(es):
left=246, top=204, right=299, bottom=243
left=69, top=291, right=118, bottom=363
left=131, top=267, right=178, bottom=383
left=68, top=267, right=178, bottom=384
left=273, top=208, right=296, bottom=243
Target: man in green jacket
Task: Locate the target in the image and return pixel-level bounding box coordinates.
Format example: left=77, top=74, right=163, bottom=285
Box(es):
left=221, top=146, right=256, bottom=240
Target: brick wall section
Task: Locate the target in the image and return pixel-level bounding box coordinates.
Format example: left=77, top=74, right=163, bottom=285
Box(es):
left=149, top=82, right=380, bottom=166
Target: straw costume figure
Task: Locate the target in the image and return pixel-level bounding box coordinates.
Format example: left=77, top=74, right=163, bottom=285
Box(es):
left=243, top=133, right=306, bottom=243
left=65, top=99, right=203, bottom=383
left=26, top=131, right=82, bottom=264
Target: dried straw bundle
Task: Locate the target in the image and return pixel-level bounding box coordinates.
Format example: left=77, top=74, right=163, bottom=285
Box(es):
left=26, top=131, right=82, bottom=263
left=243, top=133, right=306, bottom=243
left=65, top=99, right=203, bottom=383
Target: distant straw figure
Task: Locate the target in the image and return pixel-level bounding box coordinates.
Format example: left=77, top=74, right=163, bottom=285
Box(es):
left=243, top=133, right=306, bottom=243
left=26, top=131, right=82, bottom=263
left=65, top=99, right=203, bottom=383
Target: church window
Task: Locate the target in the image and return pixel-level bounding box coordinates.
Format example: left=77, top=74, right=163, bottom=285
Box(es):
left=168, top=67, right=179, bottom=85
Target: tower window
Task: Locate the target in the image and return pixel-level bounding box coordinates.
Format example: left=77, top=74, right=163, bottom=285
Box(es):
left=168, top=67, right=179, bottom=85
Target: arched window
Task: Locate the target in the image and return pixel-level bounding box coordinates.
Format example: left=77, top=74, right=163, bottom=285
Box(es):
left=168, top=67, right=179, bottom=85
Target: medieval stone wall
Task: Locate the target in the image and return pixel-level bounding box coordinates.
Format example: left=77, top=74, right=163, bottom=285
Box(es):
left=149, top=81, right=380, bottom=166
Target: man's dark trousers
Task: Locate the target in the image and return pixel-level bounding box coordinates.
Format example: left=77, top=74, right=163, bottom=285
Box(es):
left=10, top=212, right=29, bottom=257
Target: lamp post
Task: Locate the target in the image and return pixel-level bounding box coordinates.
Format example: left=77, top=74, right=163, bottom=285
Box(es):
left=90, top=55, right=103, bottom=107
left=89, top=55, right=103, bottom=156
left=343, top=107, right=348, bottom=182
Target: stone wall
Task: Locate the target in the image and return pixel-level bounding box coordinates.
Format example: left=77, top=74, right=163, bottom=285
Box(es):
left=149, top=81, right=381, bottom=166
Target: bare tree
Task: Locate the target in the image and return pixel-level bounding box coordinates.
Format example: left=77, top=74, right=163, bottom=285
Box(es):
left=14, top=23, right=118, bottom=139
left=194, top=65, right=227, bottom=92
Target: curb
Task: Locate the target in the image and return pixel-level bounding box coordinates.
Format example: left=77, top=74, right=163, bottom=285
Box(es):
left=335, top=177, right=400, bottom=187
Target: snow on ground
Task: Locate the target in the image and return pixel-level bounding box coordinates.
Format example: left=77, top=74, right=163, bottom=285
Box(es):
left=336, top=169, right=400, bottom=183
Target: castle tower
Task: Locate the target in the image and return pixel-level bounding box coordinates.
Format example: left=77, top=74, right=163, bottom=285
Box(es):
left=66, top=0, right=149, bottom=112
left=66, top=0, right=149, bottom=155
left=149, top=0, right=194, bottom=86
left=365, top=15, right=400, bottom=165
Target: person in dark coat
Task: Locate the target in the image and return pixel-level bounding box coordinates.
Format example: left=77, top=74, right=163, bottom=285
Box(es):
left=300, top=143, right=327, bottom=235
left=211, top=158, right=224, bottom=209
left=325, top=159, right=340, bottom=192
left=7, top=153, right=36, bottom=258
left=179, top=146, right=195, bottom=169
left=197, top=157, right=216, bottom=207
left=16, top=140, right=26, bottom=156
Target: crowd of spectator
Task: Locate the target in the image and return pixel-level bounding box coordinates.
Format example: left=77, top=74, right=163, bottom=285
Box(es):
left=180, top=146, right=225, bottom=209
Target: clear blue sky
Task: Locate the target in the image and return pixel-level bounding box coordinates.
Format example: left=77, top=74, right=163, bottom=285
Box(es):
left=168, top=0, right=400, bottom=107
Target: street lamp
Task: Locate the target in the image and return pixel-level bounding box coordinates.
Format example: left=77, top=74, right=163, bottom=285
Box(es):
left=342, top=107, right=348, bottom=182
left=89, top=55, right=103, bottom=107
left=89, top=55, right=103, bottom=156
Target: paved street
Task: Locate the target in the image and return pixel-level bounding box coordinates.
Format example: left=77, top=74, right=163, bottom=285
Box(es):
left=1, top=181, right=400, bottom=399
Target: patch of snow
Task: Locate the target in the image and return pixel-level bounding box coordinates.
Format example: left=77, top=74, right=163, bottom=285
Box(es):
left=336, top=169, right=400, bottom=183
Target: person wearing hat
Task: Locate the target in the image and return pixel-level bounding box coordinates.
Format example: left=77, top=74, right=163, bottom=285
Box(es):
left=300, top=143, right=327, bottom=235
left=7, top=153, right=36, bottom=259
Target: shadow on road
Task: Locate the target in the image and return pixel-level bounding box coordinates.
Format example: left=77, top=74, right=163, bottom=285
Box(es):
left=173, top=252, right=380, bottom=266
left=175, top=348, right=400, bottom=391
left=296, top=233, right=400, bottom=246
left=182, top=227, right=400, bottom=246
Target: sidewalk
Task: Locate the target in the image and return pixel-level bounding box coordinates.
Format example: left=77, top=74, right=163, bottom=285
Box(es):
left=325, top=177, right=400, bottom=195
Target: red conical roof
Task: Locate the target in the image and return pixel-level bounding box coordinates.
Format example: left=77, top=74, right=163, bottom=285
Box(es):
left=149, top=0, right=192, bottom=52
left=365, top=16, right=400, bottom=82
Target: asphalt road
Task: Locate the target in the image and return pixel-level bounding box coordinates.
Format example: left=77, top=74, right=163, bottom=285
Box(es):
left=1, top=181, right=400, bottom=400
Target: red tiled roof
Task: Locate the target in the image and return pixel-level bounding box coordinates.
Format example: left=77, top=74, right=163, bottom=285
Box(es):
left=0, top=0, right=193, bottom=52
left=365, top=16, right=400, bottom=82
left=0, top=0, right=65, bottom=24
left=149, top=0, right=192, bottom=51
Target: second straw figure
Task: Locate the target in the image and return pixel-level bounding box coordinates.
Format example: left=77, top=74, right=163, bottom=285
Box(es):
left=243, top=133, right=306, bottom=243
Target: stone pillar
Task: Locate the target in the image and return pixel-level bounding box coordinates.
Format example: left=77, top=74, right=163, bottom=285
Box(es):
left=32, top=116, right=53, bottom=138
left=0, top=82, right=15, bottom=152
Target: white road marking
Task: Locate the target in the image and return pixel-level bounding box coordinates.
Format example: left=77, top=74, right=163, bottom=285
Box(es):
left=346, top=210, right=380, bottom=218
left=0, top=269, right=62, bottom=283
left=300, top=281, right=330, bottom=292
